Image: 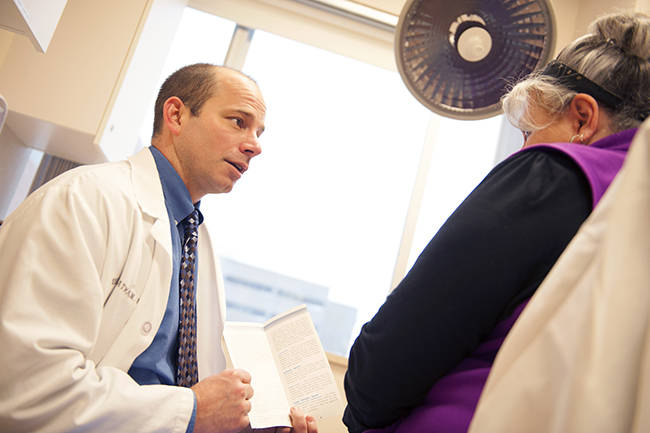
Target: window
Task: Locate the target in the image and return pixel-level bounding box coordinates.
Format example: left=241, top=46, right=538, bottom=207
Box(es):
left=408, top=116, right=503, bottom=268
left=204, top=29, right=431, bottom=356
left=144, top=5, right=507, bottom=357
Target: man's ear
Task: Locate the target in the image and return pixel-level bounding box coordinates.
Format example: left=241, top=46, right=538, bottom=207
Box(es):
left=162, top=97, right=185, bottom=136
left=568, top=93, right=600, bottom=143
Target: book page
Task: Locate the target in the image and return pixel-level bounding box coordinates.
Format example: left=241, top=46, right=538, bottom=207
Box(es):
left=223, top=323, right=292, bottom=428
left=264, top=305, right=344, bottom=421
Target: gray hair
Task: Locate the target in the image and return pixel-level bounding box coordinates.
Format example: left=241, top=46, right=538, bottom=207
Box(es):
left=502, top=10, right=650, bottom=134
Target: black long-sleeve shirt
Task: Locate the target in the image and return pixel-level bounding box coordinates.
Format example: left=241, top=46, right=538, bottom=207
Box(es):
left=343, top=149, right=592, bottom=433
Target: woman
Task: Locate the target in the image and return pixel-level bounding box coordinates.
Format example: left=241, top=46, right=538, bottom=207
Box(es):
left=343, top=10, right=650, bottom=433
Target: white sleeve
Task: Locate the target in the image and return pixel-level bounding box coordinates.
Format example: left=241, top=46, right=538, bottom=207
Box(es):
left=0, top=176, right=194, bottom=433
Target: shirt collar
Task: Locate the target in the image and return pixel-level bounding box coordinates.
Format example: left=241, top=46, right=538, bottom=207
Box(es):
left=149, top=146, right=203, bottom=226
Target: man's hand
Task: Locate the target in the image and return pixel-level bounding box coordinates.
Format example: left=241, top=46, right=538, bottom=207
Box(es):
left=276, top=407, right=318, bottom=433
left=239, top=407, right=318, bottom=433
left=192, top=369, right=254, bottom=433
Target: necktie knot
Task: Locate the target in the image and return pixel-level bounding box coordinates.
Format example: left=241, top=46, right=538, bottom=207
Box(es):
left=184, top=208, right=199, bottom=240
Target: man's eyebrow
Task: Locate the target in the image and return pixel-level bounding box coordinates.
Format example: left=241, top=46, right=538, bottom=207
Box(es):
left=233, top=109, right=257, bottom=121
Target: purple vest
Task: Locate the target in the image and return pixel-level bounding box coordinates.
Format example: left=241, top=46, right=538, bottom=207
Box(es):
left=365, top=128, right=635, bottom=433
left=527, top=128, right=634, bottom=209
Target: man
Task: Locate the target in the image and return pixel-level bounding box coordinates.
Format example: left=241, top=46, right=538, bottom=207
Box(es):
left=0, top=64, right=317, bottom=433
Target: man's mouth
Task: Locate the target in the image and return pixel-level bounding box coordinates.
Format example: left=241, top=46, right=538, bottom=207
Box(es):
left=228, top=161, right=246, bottom=174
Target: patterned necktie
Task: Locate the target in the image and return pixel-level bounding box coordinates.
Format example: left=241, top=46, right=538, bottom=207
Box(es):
left=177, top=208, right=199, bottom=387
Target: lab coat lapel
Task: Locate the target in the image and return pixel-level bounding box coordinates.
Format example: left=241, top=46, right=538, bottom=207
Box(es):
left=91, top=148, right=173, bottom=369
left=129, top=148, right=172, bottom=260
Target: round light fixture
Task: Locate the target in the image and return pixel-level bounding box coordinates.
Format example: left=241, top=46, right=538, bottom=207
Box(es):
left=395, top=0, right=556, bottom=120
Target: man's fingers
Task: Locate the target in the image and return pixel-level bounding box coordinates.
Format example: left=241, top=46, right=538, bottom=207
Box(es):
left=224, top=368, right=254, bottom=399
left=289, top=407, right=318, bottom=433
left=290, top=406, right=305, bottom=422
left=234, top=368, right=252, bottom=384
left=306, top=414, right=317, bottom=433
left=191, top=371, right=256, bottom=433
left=243, top=398, right=252, bottom=414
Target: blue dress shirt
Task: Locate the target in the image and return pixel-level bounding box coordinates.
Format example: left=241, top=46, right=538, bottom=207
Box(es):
left=128, top=146, right=202, bottom=432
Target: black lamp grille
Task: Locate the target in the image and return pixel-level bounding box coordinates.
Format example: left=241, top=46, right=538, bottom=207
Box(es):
left=396, top=0, right=556, bottom=119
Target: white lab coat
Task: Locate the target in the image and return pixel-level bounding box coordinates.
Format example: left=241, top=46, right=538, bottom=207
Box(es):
left=0, top=148, right=227, bottom=433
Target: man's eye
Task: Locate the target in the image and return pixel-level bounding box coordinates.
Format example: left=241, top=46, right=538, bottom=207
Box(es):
left=231, top=118, right=243, bottom=127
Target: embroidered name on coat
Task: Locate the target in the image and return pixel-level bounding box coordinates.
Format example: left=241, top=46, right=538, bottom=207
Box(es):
left=112, top=278, right=140, bottom=304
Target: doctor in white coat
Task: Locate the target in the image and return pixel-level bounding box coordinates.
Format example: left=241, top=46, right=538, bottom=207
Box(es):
left=0, top=64, right=317, bottom=433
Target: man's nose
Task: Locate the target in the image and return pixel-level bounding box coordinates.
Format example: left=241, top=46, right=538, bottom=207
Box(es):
left=241, top=134, right=262, bottom=156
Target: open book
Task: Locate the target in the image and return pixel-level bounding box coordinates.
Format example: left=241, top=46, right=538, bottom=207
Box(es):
left=223, top=304, right=344, bottom=429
